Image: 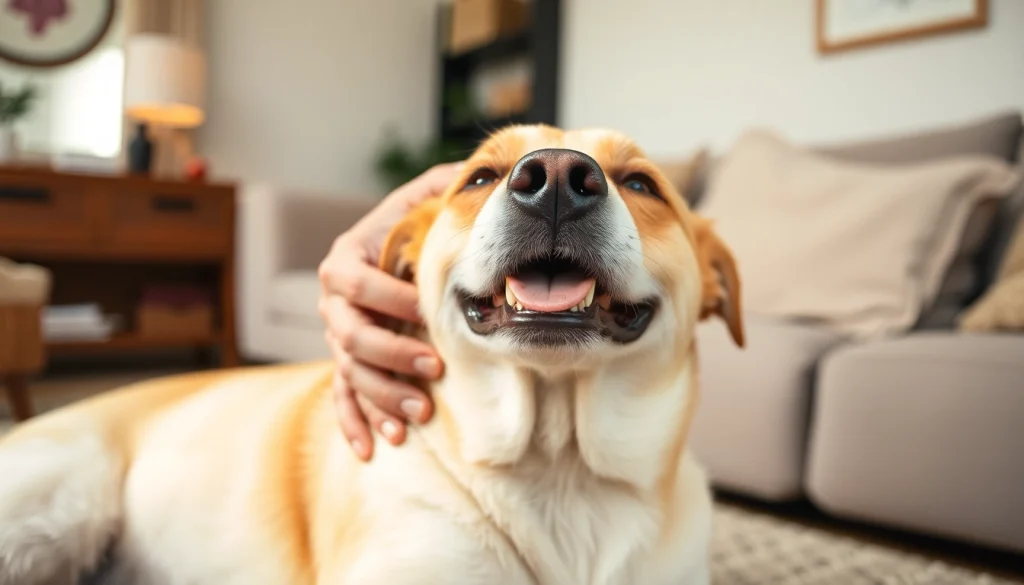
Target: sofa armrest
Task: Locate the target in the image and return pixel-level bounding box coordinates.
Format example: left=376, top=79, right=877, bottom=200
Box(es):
left=806, top=332, right=1024, bottom=552
left=236, top=183, right=378, bottom=358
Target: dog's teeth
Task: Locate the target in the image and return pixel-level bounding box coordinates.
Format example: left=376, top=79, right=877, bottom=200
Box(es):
left=578, top=302, right=586, bottom=312
left=584, top=282, right=596, bottom=308
left=570, top=305, right=579, bottom=312
left=515, top=302, right=523, bottom=311
left=597, top=294, right=612, bottom=310
left=505, top=280, right=518, bottom=308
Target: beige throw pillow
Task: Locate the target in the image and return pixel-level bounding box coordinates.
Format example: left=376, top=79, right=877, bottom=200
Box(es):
left=698, top=130, right=1020, bottom=340
left=654, top=149, right=710, bottom=206
left=958, top=213, right=1024, bottom=332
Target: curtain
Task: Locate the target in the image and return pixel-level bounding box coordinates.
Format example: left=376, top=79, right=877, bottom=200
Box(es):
left=124, top=0, right=204, bottom=49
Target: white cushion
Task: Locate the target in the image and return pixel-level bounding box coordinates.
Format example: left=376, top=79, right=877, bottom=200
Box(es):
left=699, top=130, right=1020, bottom=340
left=267, top=270, right=321, bottom=327
left=0, top=258, right=51, bottom=305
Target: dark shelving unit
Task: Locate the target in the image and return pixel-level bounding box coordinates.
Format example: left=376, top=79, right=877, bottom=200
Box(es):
left=435, top=0, right=562, bottom=151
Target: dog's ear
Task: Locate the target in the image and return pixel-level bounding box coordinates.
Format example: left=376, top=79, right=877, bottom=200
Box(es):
left=379, top=197, right=443, bottom=283
left=693, top=216, right=744, bottom=348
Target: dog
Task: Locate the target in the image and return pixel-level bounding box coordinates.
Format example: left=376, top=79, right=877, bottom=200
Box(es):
left=0, top=125, right=744, bottom=585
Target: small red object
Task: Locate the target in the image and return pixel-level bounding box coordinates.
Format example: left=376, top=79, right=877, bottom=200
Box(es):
left=184, top=156, right=208, bottom=181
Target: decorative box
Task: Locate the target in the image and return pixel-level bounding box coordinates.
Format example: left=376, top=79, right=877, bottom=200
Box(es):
left=136, top=285, right=213, bottom=338
left=449, top=0, right=529, bottom=55
left=487, top=79, right=532, bottom=117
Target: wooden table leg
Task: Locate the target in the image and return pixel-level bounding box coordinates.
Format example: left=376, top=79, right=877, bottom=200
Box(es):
left=220, top=258, right=239, bottom=368
left=2, top=373, right=34, bottom=422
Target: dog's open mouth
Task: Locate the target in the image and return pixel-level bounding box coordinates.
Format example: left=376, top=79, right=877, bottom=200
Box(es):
left=458, top=256, right=657, bottom=345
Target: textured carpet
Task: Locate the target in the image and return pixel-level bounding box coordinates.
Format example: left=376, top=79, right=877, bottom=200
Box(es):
left=2, top=371, right=1020, bottom=584
left=712, top=503, right=1021, bottom=585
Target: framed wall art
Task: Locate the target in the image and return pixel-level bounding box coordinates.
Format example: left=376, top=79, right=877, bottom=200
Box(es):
left=0, top=0, right=118, bottom=68
left=816, top=0, right=988, bottom=54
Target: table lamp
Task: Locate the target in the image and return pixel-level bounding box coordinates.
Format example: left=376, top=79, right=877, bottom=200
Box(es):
left=123, top=33, right=206, bottom=177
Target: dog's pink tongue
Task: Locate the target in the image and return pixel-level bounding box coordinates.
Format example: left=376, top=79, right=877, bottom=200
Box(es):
left=508, top=272, right=594, bottom=312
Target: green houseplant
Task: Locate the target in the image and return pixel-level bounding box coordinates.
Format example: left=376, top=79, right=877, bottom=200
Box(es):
left=373, top=128, right=466, bottom=192
left=0, top=81, right=39, bottom=163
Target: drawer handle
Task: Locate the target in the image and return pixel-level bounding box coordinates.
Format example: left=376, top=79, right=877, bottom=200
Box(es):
left=151, top=195, right=196, bottom=213
left=0, top=187, right=50, bottom=204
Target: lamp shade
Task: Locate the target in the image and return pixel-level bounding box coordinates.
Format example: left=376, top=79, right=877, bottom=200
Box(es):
left=123, top=33, right=206, bottom=129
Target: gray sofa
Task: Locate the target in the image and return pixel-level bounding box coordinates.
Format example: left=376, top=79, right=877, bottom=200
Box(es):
left=687, top=111, right=1024, bottom=555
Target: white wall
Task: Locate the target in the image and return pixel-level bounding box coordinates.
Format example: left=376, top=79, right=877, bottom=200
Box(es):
left=200, top=0, right=439, bottom=195
left=562, top=0, right=1024, bottom=158
left=0, top=14, right=125, bottom=158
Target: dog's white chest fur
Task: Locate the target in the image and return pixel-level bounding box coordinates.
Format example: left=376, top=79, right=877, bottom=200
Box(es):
left=355, top=363, right=715, bottom=585
left=481, top=450, right=660, bottom=584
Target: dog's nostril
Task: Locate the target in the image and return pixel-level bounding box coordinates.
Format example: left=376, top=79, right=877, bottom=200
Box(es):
left=568, top=165, right=601, bottom=196
left=509, top=162, right=547, bottom=194
left=526, top=164, right=546, bottom=194
left=568, top=166, right=587, bottom=196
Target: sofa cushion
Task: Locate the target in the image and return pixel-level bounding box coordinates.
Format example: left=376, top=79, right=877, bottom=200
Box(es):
left=654, top=149, right=709, bottom=206
left=959, top=209, right=1024, bottom=332
left=689, top=315, right=846, bottom=501
left=980, top=179, right=1024, bottom=293
left=820, top=111, right=1024, bottom=325
left=816, top=111, right=1023, bottom=165
left=806, top=333, right=1024, bottom=553
left=699, top=129, right=1020, bottom=340
left=267, top=270, right=322, bottom=328
left=689, top=112, right=1024, bottom=328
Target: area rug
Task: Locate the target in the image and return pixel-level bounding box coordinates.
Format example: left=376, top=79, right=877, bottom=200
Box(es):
left=712, top=503, right=1021, bottom=585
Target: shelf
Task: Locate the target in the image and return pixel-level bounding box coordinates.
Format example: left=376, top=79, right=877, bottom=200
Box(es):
left=48, top=332, right=222, bottom=353
left=436, top=0, right=559, bottom=148
left=443, top=112, right=530, bottom=140
left=444, top=32, right=531, bottom=69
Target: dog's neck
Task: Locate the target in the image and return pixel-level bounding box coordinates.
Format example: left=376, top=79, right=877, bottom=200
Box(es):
left=416, top=343, right=699, bottom=493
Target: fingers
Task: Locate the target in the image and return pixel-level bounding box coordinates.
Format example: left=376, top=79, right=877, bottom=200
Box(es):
left=331, top=372, right=374, bottom=461
left=320, top=161, right=459, bottom=458
left=320, top=294, right=372, bottom=343
left=321, top=259, right=422, bottom=324
left=355, top=393, right=406, bottom=446
left=320, top=295, right=441, bottom=381
left=326, top=329, right=434, bottom=458
left=350, top=326, right=443, bottom=380
left=343, top=358, right=433, bottom=426
left=328, top=336, right=410, bottom=458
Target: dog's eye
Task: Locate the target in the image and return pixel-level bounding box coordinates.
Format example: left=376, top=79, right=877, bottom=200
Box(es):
left=622, top=174, right=658, bottom=197
left=463, top=168, right=499, bottom=190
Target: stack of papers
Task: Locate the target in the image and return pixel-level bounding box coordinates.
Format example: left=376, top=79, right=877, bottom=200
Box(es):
left=43, top=304, right=118, bottom=342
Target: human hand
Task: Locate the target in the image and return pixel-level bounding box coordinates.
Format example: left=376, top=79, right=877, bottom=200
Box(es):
left=318, top=163, right=462, bottom=460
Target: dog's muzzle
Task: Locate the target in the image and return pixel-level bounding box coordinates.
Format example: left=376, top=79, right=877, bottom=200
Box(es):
left=455, top=148, right=658, bottom=347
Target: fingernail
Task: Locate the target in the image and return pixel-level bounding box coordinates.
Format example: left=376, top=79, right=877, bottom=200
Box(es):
left=351, top=439, right=366, bottom=458
left=400, top=399, right=425, bottom=421
left=413, top=356, right=441, bottom=378
left=381, top=420, right=398, bottom=440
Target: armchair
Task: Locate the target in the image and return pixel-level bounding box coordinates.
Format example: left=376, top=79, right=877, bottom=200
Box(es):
left=237, top=183, right=378, bottom=363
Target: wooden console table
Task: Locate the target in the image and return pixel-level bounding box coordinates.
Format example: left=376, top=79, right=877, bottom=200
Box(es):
left=0, top=166, right=238, bottom=368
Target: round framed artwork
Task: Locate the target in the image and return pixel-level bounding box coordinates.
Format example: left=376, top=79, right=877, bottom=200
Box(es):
left=0, top=0, right=118, bottom=68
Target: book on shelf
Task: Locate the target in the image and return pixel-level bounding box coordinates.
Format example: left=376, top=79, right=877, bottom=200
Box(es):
left=42, top=303, right=121, bottom=342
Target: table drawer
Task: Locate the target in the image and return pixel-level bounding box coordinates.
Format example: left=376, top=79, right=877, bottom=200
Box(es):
left=0, top=180, right=96, bottom=246
left=110, top=186, right=231, bottom=252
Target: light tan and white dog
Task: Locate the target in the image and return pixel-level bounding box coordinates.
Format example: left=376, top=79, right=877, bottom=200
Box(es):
left=0, top=125, right=744, bottom=585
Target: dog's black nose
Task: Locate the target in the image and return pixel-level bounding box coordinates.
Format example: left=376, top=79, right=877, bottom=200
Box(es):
left=507, top=148, right=608, bottom=229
